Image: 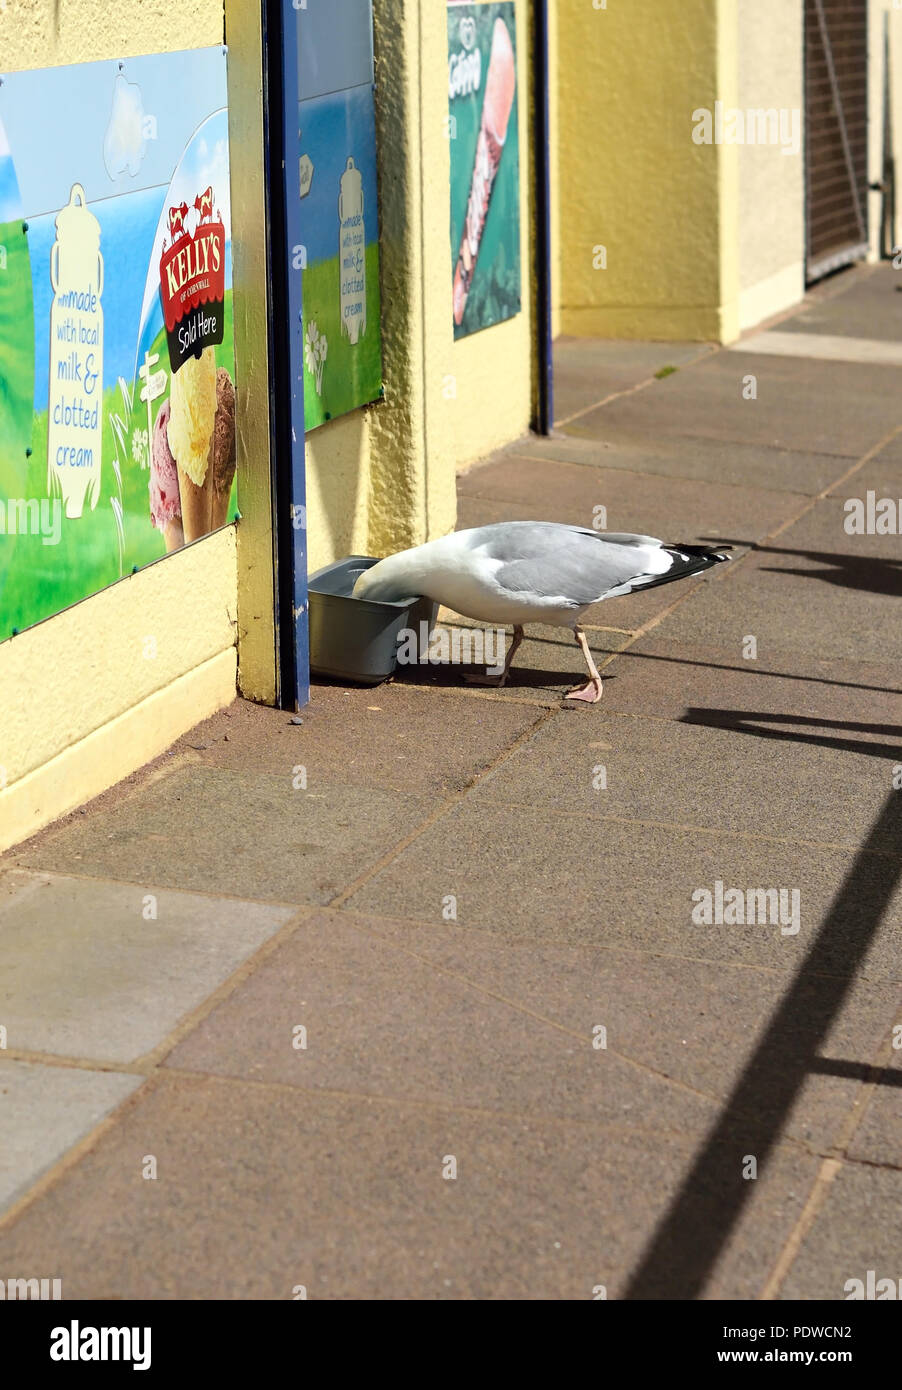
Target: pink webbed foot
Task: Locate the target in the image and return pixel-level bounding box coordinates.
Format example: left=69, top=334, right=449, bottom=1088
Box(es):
left=565, top=677, right=604, bottom=704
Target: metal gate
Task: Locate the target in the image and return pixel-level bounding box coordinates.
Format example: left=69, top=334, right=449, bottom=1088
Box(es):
left=805, top=0, right=869, bottom=282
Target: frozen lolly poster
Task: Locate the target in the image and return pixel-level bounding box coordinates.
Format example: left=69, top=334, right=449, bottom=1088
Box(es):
left=295, top=0, right=383, bottom=430
left=448, top=2, right=521, bottom=339
left=0, top=47, right=236, bottom=637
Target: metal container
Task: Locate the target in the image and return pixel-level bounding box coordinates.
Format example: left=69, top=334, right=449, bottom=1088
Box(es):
left=308, top=556, right=437, bottom=684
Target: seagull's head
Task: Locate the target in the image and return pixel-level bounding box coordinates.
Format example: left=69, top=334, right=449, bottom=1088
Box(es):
left=352, top=552, right=417, bottom=604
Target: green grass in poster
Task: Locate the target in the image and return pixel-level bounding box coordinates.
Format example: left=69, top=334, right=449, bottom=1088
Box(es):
left=302, top=241, right=382, bottom=429
left=0, top=217, right=36, bottom=608
left=0, top=220, right=34, bottom=452
left=0, top=291, right=235, bottom=637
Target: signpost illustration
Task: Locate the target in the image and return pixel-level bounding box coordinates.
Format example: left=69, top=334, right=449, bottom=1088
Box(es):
left=138, top=350, right=167, bottom=462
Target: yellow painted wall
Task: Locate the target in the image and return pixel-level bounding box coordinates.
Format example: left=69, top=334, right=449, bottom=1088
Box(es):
left=0, top=535, right=238, bottom=854
left=737, top=0, right=804, bottom=330
left=869, top=0, right=902, bottom=260
left=548, top=0, right=561, bottom=340
left=555, top=0, right=740, bottom=343
left=0, top=0, right=239, bottom=852
left=304, top=0, right=534, bottom=569
left=226, top=0, right=278, bottom=704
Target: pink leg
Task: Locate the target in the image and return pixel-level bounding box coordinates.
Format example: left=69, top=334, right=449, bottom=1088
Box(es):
left=566, top=626, right=604, bottom=704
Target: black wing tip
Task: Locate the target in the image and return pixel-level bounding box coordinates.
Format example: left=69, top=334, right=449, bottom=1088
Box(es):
left=670, top=543, right=732, bottom=565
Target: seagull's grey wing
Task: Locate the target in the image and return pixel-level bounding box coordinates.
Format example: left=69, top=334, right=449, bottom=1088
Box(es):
left=470, top=524, right=664, bottom=607
left=465, top=521, right=662, bottom=558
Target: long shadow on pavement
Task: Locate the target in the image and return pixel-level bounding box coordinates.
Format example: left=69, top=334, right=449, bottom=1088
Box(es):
left=703, top=538, right=902, bottom=599
left=619, top=647, right=902, bottom=699
left=680, top=707, right=902, bottom=762
left=624, top=786, right=902, bottom=1299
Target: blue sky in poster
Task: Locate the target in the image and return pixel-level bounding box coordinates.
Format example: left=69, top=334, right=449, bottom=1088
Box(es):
left=296, top=0, right=374, bottom=100
left=298, top=84, right=379, bottom=266
left=0, top=118, right=21, bottom=221
left=28, top=187, right=163, bottom=412
left=0, top=156, right=21, bottom=223
left=0, top=48, right=228, bottom=219
left=21, top=103, right=232, bottom=411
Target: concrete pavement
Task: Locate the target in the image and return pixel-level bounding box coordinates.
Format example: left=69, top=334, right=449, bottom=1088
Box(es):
left=1, top=263, right=900, bottom=1299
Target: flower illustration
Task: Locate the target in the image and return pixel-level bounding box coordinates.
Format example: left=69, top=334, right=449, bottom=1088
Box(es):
left=305, top=321, right=328, bottom=395
left=132, top=426, right=149, bottom=469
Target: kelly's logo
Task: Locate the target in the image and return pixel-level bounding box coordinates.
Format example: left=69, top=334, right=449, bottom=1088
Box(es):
left=159, top=186, right=225, bottom=372
left=163, top=231, right=222, bottom=301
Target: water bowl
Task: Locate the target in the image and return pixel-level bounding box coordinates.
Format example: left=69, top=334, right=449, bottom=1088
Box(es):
left=307, top=556, right=438, bottom=685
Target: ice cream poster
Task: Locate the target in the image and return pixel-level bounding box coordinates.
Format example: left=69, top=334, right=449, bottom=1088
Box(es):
left=0, top=47, right=236, bottom=638
left=448, top=2, right=521, bottom=340
left=295, top=0, right=383, bottom=430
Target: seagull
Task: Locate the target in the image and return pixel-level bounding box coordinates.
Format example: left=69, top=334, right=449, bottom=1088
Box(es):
left=353, top=522, right=730, bottom=703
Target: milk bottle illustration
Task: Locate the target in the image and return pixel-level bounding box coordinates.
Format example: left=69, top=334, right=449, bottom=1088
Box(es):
left=47, top=184, right=104, bottom=518
left=339, top=157, right=366, bottom=345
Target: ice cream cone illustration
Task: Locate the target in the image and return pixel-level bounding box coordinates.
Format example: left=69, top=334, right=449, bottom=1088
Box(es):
left=163, top=518, right=186, bottom=553
left=167, top=348, right=217, bottom=542
left=149, top=399, right=185, bottom=552
left=177, top=465, right=213, bottom=543
left=452, top=17, right=516, bottom=328
left=210, top=368, right=237, bottom=530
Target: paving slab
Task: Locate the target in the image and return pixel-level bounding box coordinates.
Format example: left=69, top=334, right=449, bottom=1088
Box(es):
left=826, top=427, right=902, bottom=499
left=0, top=869, right=296, bottom=1063
left=302, top=908, right=900, bottom=1153
left=497, top=428, right=845, bottom=496
left=656, top=498, right=902, bottom=663
left=598, top=636, right=902, bottom=732
left=468, top=706, right=902, bottom=853
left=843, top=1048, right=902, bottom=1169
left=551, top=338, right=710, bottom=423
left=459, top=452, right=802, bottom=543
left=0, top=1070, right=820, bottom=1299
left=167, top=688, right=543, bottom=795
left=345, top=800, right=902, bottom=980
left=735, top=331, right=902, bottom=369
left=779, top=1161, right=902, bottom=1300
left=0, top=1059, right=141, bottom=1214
left=566, top=352, right=902, bottom=460
left=16, top=766, right=432, bottom=906
left=775, top=264, right=900, bottom=344
left=164, top=909, right=720, bottom=1134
